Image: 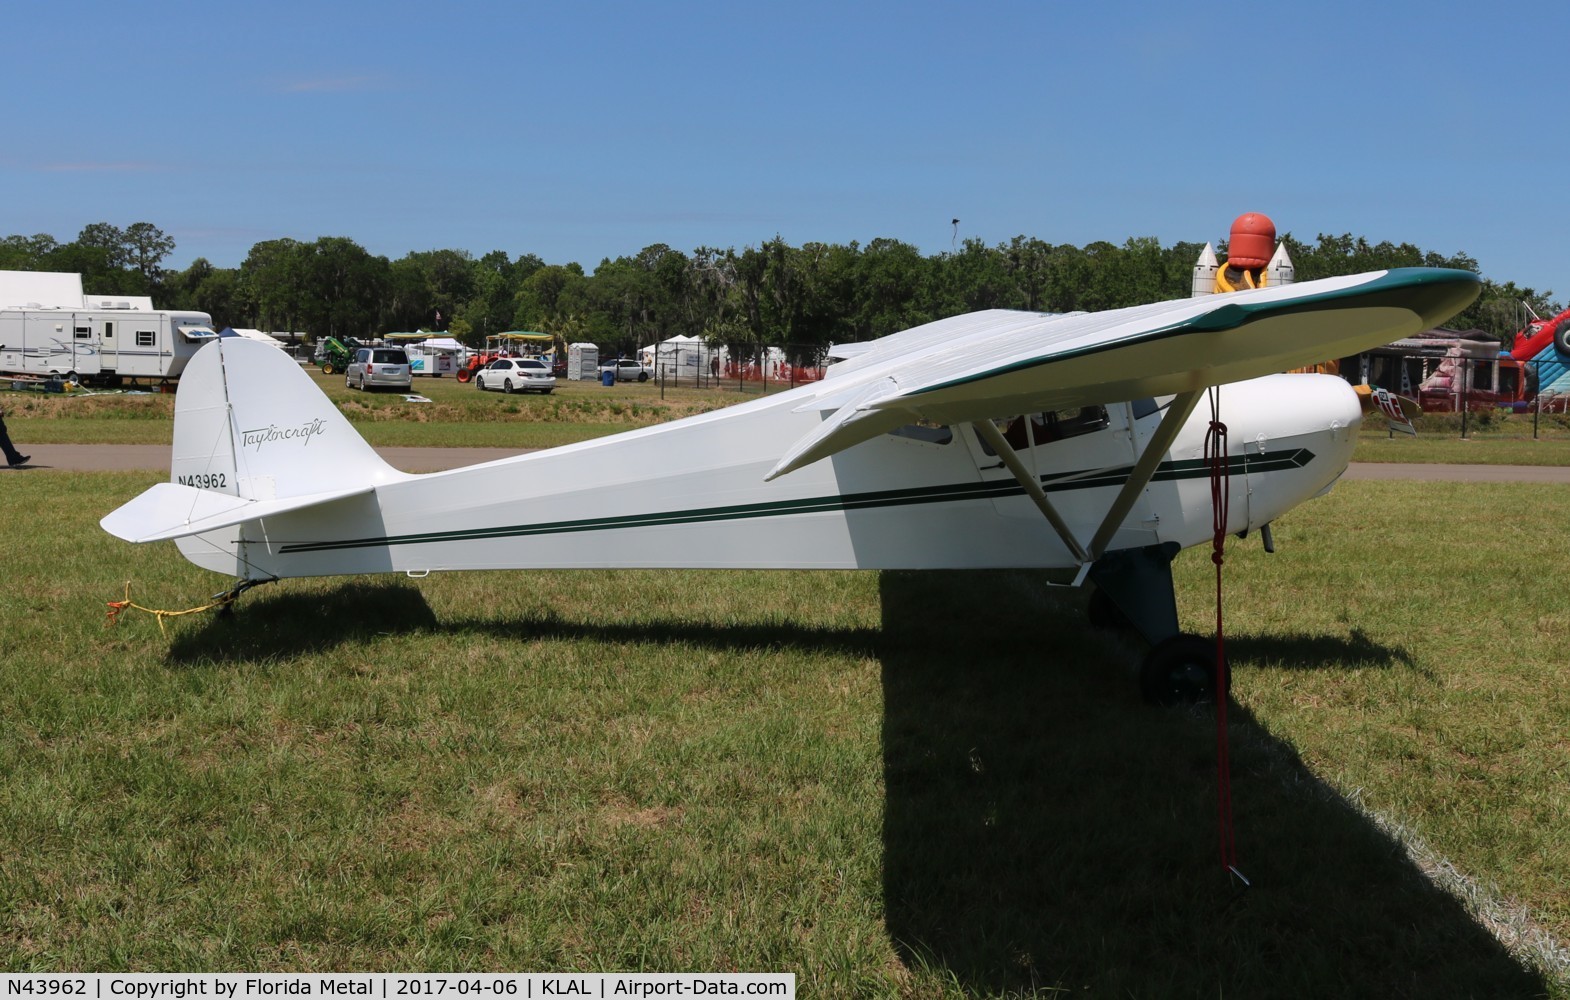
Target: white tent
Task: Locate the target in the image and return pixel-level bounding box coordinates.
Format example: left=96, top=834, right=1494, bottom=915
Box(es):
left=226, top=329, right=287, bottom=348
left=641, top=334, right=712, bottom=374
left=0, top=270, right=85, bottom=309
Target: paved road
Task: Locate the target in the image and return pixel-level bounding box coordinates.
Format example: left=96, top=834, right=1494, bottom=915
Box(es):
left=6, top=444, right=1569, bottom=483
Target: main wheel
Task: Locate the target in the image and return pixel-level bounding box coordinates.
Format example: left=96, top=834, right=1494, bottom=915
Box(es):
left=1139, top=634, right=1230, bottom=706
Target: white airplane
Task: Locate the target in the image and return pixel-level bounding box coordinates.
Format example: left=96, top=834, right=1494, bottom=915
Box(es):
left=102, top=268, right=1479, bottom=702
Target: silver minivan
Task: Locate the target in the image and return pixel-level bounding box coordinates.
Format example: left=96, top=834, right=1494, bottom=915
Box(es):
left=346, top=347, right=413, bottom=392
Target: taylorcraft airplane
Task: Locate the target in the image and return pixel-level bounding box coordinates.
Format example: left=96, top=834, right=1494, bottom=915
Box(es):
left=102, top=268, right=1480, bottom=702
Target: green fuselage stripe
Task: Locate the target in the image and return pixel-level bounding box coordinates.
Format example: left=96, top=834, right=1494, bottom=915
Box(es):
left=275, top=449, right=1315, bottom=555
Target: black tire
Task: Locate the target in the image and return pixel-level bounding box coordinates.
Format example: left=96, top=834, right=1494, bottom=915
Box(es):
left=1554, top=319, right=1570, bottom=358
left=345, top=374, right=353, bottom=389
left=503, top=378, right=514, bottom=394
left=637, top=371, right=648, bottom=382
left=1140, top=634, right=1230, bottom=706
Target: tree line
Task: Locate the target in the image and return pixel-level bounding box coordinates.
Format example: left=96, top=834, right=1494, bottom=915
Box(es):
left=2, top=223, right=1556, bottom=359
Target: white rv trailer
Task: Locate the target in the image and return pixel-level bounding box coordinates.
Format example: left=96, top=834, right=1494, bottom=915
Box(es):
left=0, top=305, right=217, bottom=384
left=0, top=270, right=216, bottom=384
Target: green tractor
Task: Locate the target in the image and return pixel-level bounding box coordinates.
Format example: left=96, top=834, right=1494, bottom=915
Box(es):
left=315, top=337, right=362, bottom=376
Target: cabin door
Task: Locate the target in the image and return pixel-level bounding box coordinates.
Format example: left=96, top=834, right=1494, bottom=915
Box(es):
left=964, top=404, right=1154, bottom=550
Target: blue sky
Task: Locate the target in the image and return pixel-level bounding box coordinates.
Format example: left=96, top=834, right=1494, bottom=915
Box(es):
left=6, top=0, right=1565, bottom=298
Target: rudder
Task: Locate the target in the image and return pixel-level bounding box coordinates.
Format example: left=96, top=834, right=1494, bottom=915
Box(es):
left=172, top=337, right=404, bottom=501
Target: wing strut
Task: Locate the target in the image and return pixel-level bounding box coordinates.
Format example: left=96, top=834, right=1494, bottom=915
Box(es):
left=970, top=420, right=1090, bottom=565
left=1087, top=390, right=1204, bottom=561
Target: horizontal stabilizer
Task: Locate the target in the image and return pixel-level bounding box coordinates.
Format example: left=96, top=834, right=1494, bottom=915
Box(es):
left=100, top=482, right=374, bottom=543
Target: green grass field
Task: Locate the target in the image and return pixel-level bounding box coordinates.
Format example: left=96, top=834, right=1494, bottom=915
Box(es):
left=2, top=373, right=1568, bottom=995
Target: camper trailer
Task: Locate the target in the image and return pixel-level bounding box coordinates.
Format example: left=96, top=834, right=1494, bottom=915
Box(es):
left=0, top=270, right=216, bottom=385
left=0, top=305, right=217, bottom=385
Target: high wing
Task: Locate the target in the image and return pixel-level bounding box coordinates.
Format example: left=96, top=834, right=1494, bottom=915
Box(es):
left=767, top=268, right=1479, bottom=479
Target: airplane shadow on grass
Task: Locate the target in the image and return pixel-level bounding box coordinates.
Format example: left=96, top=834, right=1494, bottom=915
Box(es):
left=164, top=581, right=441, bottom=664
left=1226, top=627, right=1428, bottom=677
left=877, top=569, right=1543, bottom=998
left=165, top=572, right=1544, bottom=996
left=165, top=579, right=880, bottom=665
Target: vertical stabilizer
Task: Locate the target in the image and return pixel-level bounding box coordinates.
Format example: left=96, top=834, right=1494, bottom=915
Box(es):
left=171, top=337, right=406, bottom=501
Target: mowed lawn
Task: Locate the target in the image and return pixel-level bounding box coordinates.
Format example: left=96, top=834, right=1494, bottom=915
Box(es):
left=1, top=469, right=1567, bottom=998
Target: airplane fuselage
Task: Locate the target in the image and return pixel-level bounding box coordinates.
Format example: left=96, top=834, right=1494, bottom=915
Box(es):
left=174, top=372, right=1361, bottom=582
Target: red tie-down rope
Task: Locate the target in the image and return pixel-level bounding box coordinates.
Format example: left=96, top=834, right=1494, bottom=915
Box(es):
left=1205, top=387, right=1245, bottom=885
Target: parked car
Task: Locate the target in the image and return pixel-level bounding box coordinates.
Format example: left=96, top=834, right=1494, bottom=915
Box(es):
left=599, top=358, right=651, bottom=382
left=345, top=347, right=412, bottom=392
left=475, top=357, right=556, bottom=394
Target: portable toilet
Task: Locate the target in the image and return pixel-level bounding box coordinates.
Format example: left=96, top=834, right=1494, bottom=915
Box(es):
left=568, top=343, right=599, bottom=381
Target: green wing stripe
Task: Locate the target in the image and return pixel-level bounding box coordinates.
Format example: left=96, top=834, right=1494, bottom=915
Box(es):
left=910, top=268, right=1481, bottom=398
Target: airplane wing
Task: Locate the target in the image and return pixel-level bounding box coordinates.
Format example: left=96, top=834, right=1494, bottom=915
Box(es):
left=766, top=267, right=1479, bottom=479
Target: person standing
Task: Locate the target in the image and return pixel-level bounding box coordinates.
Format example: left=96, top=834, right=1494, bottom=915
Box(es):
left=0, top=403, right=30, bottom=467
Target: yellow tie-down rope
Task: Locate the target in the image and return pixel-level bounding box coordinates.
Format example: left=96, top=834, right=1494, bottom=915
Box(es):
left=105, top=580, right=238, bottom=635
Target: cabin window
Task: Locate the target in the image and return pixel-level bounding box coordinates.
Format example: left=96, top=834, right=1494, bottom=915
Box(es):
left=135, top=330, right=155, bottom=347
left=104, top=322, right=114, bottom=338
left=1052, top=405, right=1109, bottom=439
left=887, top=422, right=953, bottom=445
left=74, top=326, right=90, bottom=340
left=977, top=406, right=1109, bottom=455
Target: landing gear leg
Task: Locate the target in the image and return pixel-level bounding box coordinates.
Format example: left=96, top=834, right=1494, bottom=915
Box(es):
left=212, top=577, right=276, bottom=618
left=1087, top=542, right=1228, bottom=704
